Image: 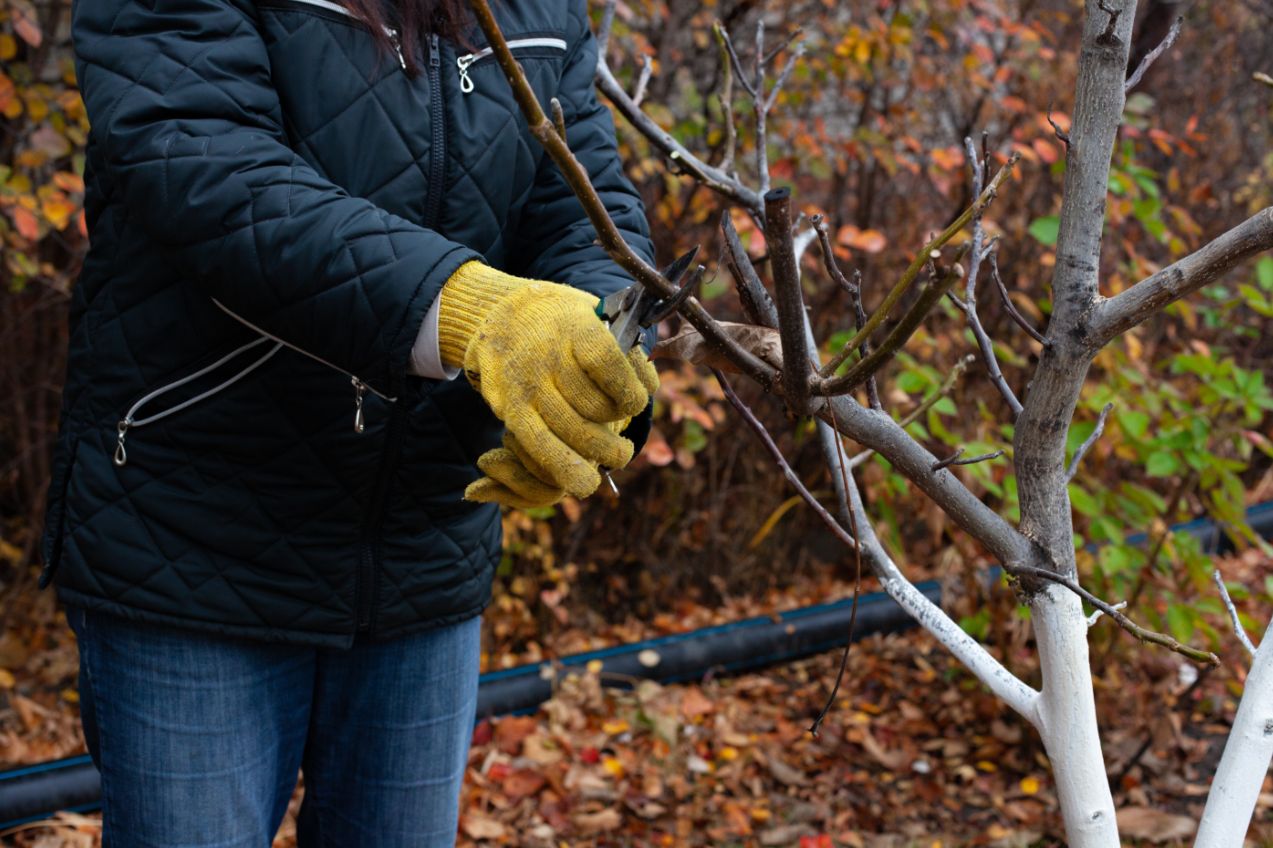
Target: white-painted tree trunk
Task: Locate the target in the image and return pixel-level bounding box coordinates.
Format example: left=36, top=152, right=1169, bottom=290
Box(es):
left=1030, top=588, right=1121, bottom=846
left=1195, top=618, right=1273, bottom=847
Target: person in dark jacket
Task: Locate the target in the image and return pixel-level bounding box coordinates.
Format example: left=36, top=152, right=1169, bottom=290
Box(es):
left=43, top=0, right=658, bottom=843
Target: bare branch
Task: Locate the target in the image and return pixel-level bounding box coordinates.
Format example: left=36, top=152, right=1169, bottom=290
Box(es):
left=932, top=447, right=1005, bottom=471
left=1013, top=566, right=1220, bottom=666
left=764, top=188, right=812, bottom=413
left=712, top=22, right=739, bottom=176
left=819, top=153, right=1021, bottom=378
left=1214, top=568, right=1257, bottom=657
left=818, top=248, right=968, bottom=396
left=848, top=354, right=976, bottom=469
left=717, top=23, right=756, bottom=99
left=764, top=43, right=805, bottom=114
left=811, top=215, right=880, bottom=409
left=1089, top=207, right=1273, bottom=347
left=1066, top=402, right=1113, bottom=481
left=467, top=0, right=778, bottom=390
left=754, top=20, right=770, bottom=195
left=631, top=55, right=654, bottom=106
left=1087, top=600, right=1127, bottom=628
left=1125, top=15, right=1183, bottom=93
left=721, top=214, right=778, bottom=328
left=990, top=252, right=1049, bottom=345
left=594, top=30, right=763, bottom=214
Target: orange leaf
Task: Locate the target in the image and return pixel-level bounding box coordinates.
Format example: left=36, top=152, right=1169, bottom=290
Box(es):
left=12, top=206, right=40, bottom=241
left=836, top=225, right=888, bottom=253
left=11, top=1, right=43, bottom=48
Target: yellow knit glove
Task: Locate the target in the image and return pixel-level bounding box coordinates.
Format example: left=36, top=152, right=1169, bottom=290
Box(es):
left=465, top=419, right=634, bottom=509
left=438, top=261, right=658, bottom=498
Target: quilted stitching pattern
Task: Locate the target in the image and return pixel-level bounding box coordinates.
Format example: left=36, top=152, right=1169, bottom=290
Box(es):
left=44, top=0, right=653, bottom=647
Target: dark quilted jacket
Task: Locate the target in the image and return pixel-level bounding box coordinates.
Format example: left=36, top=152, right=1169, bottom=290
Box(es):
left=41, top=0, right=653, bottom=646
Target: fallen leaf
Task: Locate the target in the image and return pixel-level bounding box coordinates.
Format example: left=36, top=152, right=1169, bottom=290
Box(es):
left=653, top=322, right=783, bottom=372
left=1116, top=806, right=1196, bottom=842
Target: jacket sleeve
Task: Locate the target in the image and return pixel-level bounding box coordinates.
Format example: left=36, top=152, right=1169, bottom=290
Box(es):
left=73, top=0, right=479, bottom=396
left=508, top=0, right=654, bottom=304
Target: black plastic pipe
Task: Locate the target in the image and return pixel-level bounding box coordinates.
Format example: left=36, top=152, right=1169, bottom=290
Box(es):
left=4, top=500, right=1272, bottom=830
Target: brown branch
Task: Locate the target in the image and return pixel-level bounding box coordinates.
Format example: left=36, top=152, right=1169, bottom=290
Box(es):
left=1125, top=15, right=1183, bottom=93
left=467, top=0, right=778, bottom=391
left=721, top=213, right=778, bottom=328
left=817, top=247, right=969, bottom=396
left=765, top=188, right=812, bottom=413
left=712, top=22, right=739, bottom=177
left=819, top=153, right=1021, bottom=378
left=1089, top=207, right=1273, bottom=347
left=812, top=215, right=880, bottom=409
left=1012, top=566, right=1220, bottom=666
left=1066, top=402, right=1113, bottom=481
left=594, top=25, right=762, bottom=214
left=990, top=252, right=1049, bottom=345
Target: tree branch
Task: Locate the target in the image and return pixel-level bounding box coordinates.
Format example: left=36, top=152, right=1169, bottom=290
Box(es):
left=990, top=251, right=1049, bottom=345
left=765, top=188, right=812, bottom=413
left=1066, top=402, right=1113, bottom=481
left=1089, top=207, right=1273, bottom=347
left=467, top=0, right=779, bottom=392
left=721, top=214, right=779, bottom=328
left=1213, top=568, right=1257, bottom=657
left=1012, top=566, right=1219, bottom=666
left=819, top=153, right=1020, bottom=378
left=1124, top=14, right=1183, bottom=93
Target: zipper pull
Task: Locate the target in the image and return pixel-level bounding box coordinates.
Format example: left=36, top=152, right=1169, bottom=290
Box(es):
left=456, top=53, right=476, bottom=93
left=386, top=27, right=406, bottom=69
left=352, top=377, right=367, bottom=433
left=114, top=419, right=132, bottom=467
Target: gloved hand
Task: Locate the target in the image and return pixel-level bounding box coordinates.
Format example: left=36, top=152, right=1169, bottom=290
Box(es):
left=438, top=261, right=658, bottom=498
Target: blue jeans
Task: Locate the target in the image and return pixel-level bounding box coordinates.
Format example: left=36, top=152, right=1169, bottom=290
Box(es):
left=68, top=606, right=481, bottom=848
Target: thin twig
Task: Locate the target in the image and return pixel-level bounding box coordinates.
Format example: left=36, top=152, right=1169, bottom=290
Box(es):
left=1213, top=568, right=1257, bottom=657
left=1087, top=600, right=1127, bottom=628
left=811, top=215, right=880, bottom=409
left=818, top=153, right=1021, bottom=380
left=808, top=389, right=862, bottom=738
left=721, top=213, right=778, bottom=328
left=848, top=354, right=976, bottom=469
left=1125, top=15, right=1183, bottom=93
left=631, top=55, right=654, bottom=106
left=1066, top=402, right=1113, bottom=481
left=712, top=22, right=738, bottom=177
left=714, top=369, right=858, bottom=556
left=819, top=247, right=969, bottom=397
left=754, top=19, right=769, bottom=196
left=1012, top=566, right=1220, bottom=666
left=990, top=252, right=1048, bottom=345
left=931, top=447, right=1004, bottom=471
left=718, top=23, right=757, bottom=98
left=950, top=135, right=1022, bottom=417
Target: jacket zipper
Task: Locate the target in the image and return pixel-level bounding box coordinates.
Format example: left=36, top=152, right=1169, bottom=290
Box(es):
left=212, top=297, right=395, bottom=433
left=455, top=38, right=568, bottom=94
left=352, top=32, right=448, bottom=636
left=274, top=0, right=406, bottom=68
left=113, top=338, right=284, bottom=467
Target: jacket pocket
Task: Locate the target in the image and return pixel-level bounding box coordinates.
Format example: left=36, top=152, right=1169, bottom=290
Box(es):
left=39, top=432, right=80, bottom=588
left=455, top=37, right=568, bottom=94
left=113, top=337, right=285, bottom=467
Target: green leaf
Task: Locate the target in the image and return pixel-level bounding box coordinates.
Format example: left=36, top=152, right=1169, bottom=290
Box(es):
left=1257, top=256, right=1273, bottom=292
left=1166, top=604, right=1195, bottom=644
left=1099, top=545, right=1132, bottom=576
left=1145, top=451, right=1179, bottom=477
left=1118, top=410, right=1150, bottom=440
left=1028, top=215, right=1060, bottom=246
left=1068, top=484, right=1101, bottom=517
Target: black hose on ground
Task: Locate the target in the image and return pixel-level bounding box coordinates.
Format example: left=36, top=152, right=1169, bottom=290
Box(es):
left=3, top=501, right=1271, bottom=829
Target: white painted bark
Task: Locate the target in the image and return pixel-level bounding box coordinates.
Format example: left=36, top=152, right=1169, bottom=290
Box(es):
left=1031, top=587, right=1121, bottom=846
left=1195, top=619, right=1273, bottom=847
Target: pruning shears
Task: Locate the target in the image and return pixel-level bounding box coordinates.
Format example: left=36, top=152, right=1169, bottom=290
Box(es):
left=593, top=246, right=703, bottom=494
